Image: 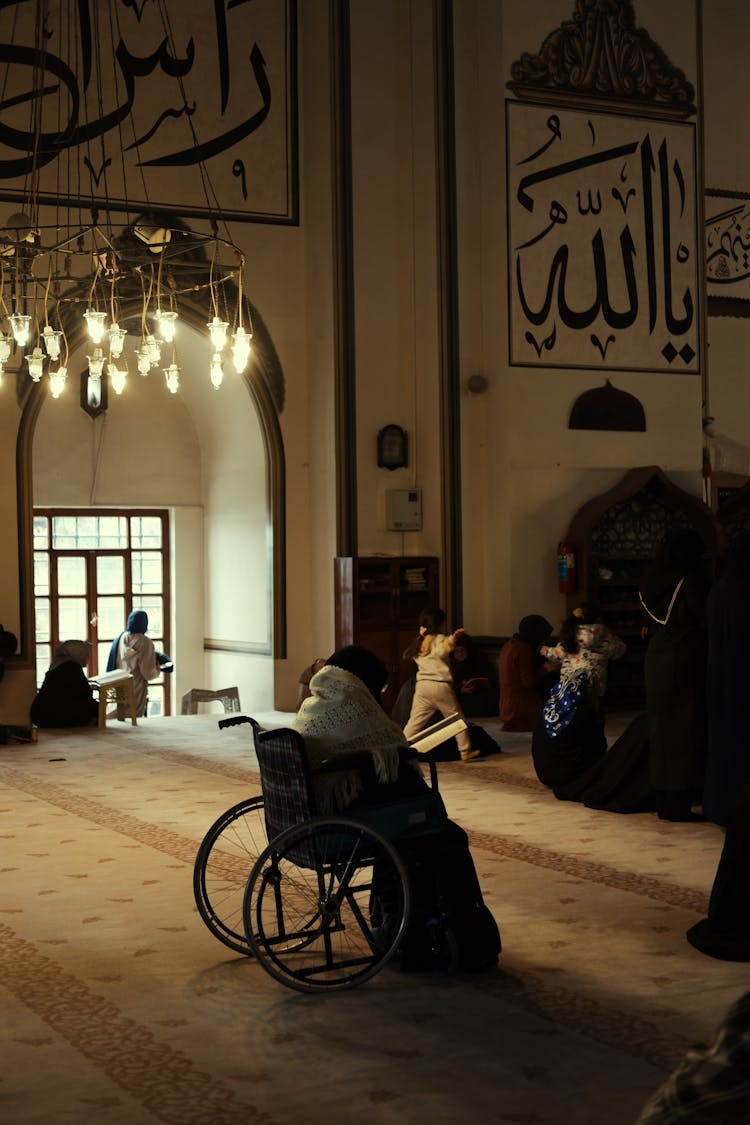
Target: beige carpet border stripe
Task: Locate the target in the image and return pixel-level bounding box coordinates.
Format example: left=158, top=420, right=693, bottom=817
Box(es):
left=2, top=763, right=710, bottom=1073
left=0, top=922, right=276, bottom=1125
left=483, top=968, right=693, bottom=1072
left=0, top=765, right=709, bottom=915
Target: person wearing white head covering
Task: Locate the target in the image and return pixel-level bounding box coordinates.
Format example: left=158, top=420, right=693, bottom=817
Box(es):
left=30, top=640, right=98, bottom=728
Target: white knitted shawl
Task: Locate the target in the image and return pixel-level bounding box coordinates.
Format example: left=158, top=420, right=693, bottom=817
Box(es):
left=294, top=665, right=417, bottom=813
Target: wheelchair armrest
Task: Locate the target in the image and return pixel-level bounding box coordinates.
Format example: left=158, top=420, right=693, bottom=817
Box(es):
left=218, top=714, right=253, bottom=730
left=312, top=750, right=376, bottom=776
left=401, top=744, right=439, bottom=791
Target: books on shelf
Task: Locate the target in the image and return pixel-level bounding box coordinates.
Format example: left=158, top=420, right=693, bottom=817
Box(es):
left=407, top=712, right=467, bottom=755
left=402, top=566, right=427, bottom=590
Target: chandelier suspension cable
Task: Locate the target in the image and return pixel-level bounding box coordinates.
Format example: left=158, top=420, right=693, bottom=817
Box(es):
left=156, top=0, right=253, bottom=350
left=2, top=0, right=253, bottom=397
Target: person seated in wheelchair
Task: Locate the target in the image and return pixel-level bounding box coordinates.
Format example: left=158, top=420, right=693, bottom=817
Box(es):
left=294, top=644, right=427, bottom=814
left=295, top=643, right=501, bottom=972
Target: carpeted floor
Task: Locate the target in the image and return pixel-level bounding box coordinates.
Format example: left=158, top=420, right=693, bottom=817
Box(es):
left=1, top=711, right=747, bottom=1124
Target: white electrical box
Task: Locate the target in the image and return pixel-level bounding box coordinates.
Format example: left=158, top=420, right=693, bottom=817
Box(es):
left=386, top=488, right=422, bottom=531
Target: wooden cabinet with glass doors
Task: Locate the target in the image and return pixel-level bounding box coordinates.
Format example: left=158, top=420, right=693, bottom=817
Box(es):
left=334, top=556, right=439, bottom=709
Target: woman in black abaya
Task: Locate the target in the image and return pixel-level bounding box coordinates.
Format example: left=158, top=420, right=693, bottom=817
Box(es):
left=704, top=529, right=750, bottom=827
left=687, top=780, right=750, bottom=961
left=532, top=679, right=654, bottom=814
left=639, top=528, right=710, bottom=822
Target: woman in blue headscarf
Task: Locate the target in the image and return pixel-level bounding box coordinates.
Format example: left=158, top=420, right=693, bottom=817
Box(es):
left=107, top=611, right=162, bottom=718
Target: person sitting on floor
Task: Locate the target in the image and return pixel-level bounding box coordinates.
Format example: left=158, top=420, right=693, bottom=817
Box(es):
left=30, top=640, right=99, bottom=728
left=498, top=614, right=555, bottom=731
left=294, top=644, right=427, bottom=814
left=532, top=687, right=655, bottom=814
left=531, top=671, right=608, bottom=795
left=449, top=632, right=499, bottom=717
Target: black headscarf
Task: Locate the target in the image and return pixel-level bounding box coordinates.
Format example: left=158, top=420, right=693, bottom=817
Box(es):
left=722, top=529, right=750, bottom=580
left=324, top=645, right=388, bottom=701
left=517, top=615, right=553, bottom=650
left=639, top=528, right=707, bottom=620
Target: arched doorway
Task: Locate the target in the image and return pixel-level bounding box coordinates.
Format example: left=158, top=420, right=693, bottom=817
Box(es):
left=17, top=297, right=287, bottom=715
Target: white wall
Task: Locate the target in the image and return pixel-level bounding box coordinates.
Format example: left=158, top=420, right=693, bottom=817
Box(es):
left=451, top=0, right=705, bottom=638
left=30, top=320, right=275, bottom=717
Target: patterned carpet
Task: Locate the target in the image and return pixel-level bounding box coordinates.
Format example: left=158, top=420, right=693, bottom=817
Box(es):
left=1, top=712, right=747, bottom=1124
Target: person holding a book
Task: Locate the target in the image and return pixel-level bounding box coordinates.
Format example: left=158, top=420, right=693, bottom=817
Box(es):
left=294, top=645, right=427, bottom=814
left=402, top=608, right=479, bottom=763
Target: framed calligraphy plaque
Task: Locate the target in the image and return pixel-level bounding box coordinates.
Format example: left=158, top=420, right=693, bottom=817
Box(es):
left=706, top=189, right=750, bottom=316
left=0, top=0, right=298, bottom=225
left=507, top=101, right=699, bottom=375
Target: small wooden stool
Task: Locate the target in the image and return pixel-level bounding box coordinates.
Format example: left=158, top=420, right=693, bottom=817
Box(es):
left=89, top=671, right=137, bottom=727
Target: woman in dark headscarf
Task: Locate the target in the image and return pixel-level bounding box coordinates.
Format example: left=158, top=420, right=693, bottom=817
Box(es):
left=30, top=640, right=98, bottom=728
left=687, top=779, right=750, bottom=961
left=449, top=632, right=499, bottom=718
left=639, top=527, right=710, bottom=821
left=498, top=614, right=555, bottom=731
left=703, top=529, right=750, bottom=826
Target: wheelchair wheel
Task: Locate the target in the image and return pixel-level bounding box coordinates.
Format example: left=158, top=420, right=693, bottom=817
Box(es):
left=193, top=795, right=266, bottom=955
left=243, top=817, right=410, bottom=993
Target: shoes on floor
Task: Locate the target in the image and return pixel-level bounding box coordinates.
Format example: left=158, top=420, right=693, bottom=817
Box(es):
left=460, top=748, right=481, bottom=762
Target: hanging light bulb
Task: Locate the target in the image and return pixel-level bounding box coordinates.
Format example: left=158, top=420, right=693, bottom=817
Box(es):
left=109, top=362, right=127, bottom=395
left=209, top=352, right=224, bottom=389
left=155, top=309, right=178, bottom=342
left=25, top=345, right=44, bottom=381
left=0, top=333, right=11, bottom=365
left=136, top=343, right=152, bottom=374
left=108, top=323, right=127, bottom=358
left=207, top=315, right=229, bottom=350
left=231, top=325, right=252, bottom=373
left=83, top=308, right=107, bottom=343
left=146, top=334, right=161, bottom=366
left=87, top=347, right=105, bottom=379
left=42, top=325, right=62, bottom=360
left=164, top=363, right=180, bottom=393
left=10, top=313, right=31, bottom=346
left=49, top=365, right=67, bottom=398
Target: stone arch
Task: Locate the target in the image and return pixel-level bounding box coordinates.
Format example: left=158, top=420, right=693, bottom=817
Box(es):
left=16, top=289, right=287, bottom=662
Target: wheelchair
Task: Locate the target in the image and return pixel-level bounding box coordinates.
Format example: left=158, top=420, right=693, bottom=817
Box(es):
left=193, top=716, right=449, bottom=993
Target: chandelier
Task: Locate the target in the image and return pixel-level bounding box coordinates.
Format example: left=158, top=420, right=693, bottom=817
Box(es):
left=0, top=1, right=254, bottom=404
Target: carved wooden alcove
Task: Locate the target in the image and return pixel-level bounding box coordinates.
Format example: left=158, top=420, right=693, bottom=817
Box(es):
left=564, top=467, right=721, bottom=709
left=713, top=476, right=750, bottom=541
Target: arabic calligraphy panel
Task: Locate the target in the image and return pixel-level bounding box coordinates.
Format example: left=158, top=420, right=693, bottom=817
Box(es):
left=0, top=0, right=297, bottom=224
left=706, top=189, right=750, bottom=313
left=507, top=101, right=699, bottom=375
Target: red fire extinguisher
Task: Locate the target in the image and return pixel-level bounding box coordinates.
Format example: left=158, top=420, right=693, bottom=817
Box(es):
left=557, top=541, right=577, bottom=594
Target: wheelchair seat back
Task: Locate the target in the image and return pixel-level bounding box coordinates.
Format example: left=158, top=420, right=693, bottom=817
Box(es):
left=251, top=721, right=447, bottom=860
left=252, top=723, right=320, bottom=867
